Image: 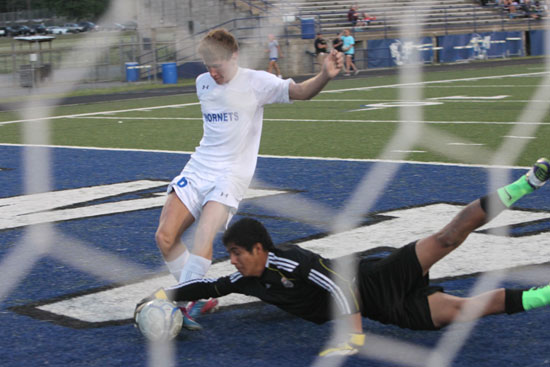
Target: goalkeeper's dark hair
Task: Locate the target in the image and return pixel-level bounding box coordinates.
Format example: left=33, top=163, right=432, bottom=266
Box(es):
left=222, top=218, right=275, bottom=252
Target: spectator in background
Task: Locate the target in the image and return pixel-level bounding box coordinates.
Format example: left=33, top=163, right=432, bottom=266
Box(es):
left=523, top=0, right=535, bottom=16
left=341, top=28, right=358, bottom=76
left=332, top=31, right=343, bottom=53
left=502, top=0, right=512, bottom=12
left=504, top=0, right=522, bottom=17
left=356, top=12, right=377, bottom=29
left=533, top=0, right=549, bottom=17
left=520, top=0, right=532, bottom=15
left=524, top=0, right=546, bottom=18
left=314, top=32, right=329, bottom=67
left=347, top=5, right=359, bottom=26
left=267, top=34, right=283, bottom=78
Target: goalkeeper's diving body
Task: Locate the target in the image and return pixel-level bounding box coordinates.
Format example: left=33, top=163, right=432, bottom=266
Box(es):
left=138, top=158, right=550, bottom=356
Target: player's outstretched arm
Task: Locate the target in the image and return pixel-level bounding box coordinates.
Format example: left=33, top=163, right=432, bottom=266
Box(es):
left=134, top=275, right=234, bottom=316
left=289, top=50, right=343, bottom=100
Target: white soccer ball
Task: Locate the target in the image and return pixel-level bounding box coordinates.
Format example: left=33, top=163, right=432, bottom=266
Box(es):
left=135, top=299, right=183, bottom=341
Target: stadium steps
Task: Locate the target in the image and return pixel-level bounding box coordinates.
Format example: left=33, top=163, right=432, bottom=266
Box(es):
left=267, top=0, right=527, bottom=36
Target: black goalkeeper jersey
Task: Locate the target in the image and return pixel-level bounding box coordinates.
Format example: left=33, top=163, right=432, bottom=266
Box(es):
left=165, top=244, right=361, bottom=324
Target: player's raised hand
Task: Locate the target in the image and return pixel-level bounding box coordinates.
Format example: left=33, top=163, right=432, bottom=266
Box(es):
left=288, top=49, right=344, bottom=100
left=322, top=50, right=344, bottom=79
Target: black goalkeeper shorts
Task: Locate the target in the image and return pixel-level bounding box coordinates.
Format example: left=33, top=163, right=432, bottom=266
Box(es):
left=358, top=241, right=444, bottom=330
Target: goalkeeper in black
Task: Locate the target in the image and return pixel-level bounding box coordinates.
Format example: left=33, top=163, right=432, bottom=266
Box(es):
left=137, top=158, right=550, bottom=357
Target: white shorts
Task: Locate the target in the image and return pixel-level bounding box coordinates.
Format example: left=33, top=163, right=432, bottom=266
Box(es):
left=167, top=172, right=239, bottom=228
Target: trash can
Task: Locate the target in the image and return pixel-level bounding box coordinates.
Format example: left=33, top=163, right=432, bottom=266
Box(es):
left=125, top=62, right=139, bottom=82
left=162, top=62, right=178, bottom=84
left=19, top=64, right=34, bottom=88
left=40, top=64, right=52, bottom=81
left=300, top=18, right=315, bottom=39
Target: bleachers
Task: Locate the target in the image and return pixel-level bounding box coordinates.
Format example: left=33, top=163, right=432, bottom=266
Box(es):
left=267, top=0, right=537, bottom=36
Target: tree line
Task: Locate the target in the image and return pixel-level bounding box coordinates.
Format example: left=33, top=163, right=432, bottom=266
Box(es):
left=0, top=0, right=110, bottom=20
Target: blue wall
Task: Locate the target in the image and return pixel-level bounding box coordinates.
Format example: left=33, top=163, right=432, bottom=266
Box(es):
left=366, top=31, right=525, bottom=68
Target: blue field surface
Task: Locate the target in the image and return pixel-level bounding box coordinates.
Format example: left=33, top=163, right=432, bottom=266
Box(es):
left=1, top=145, right=550, bottom=366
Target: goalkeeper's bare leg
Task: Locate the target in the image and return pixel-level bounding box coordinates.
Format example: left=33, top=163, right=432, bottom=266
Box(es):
left=414, top=158, right=550, bottom=327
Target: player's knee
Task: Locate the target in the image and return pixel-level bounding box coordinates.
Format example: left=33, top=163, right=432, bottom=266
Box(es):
left=433, top=308, right=458, bottom=328
left=155, top=229, right=176, bottom=257
left=431, top=298, right=464, bottom=328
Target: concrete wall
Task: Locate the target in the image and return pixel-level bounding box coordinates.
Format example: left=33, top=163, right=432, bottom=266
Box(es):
left=238, top=37, right=317, bottom=76
left=135, top=0, right=315, bottom=77
left=137, top=0, right=253, bottom=36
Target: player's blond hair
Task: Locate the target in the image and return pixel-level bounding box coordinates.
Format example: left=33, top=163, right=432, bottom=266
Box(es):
left=198, top=29, right=239, bottom=62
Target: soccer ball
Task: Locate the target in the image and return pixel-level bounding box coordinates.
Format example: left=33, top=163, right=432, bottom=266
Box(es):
left=135, top=298, right=183, bottom=341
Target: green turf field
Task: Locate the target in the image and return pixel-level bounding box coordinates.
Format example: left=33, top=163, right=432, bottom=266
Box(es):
left=1, top=61, right=549, bottom=167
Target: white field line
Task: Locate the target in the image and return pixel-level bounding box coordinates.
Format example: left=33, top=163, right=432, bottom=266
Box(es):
left=315, top=99, right=548, bottom=102
left=263, top=118, right=547, bottom=125
left=63, top=98, right=550, bottom=104
left=429, top=95, right=508, bottom=100
left=0, top=143, right=531, bottom=170
left=321, top=71, right=550, bottom=93
left=391, top=150, right=426, bottom=153
left=35, top=205, right=550, bottom=322
left=32, top=115, right=549, bottom=126
left=0, top=71, right=548, bottom=126
left=0, top=102, right=200, bottom=126
left=448, top=142, right=485, bottom=146
left=396, top=84, right=550, bottom=88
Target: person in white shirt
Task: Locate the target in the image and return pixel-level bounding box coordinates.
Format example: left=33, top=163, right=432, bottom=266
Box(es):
left=267, top=34, right=283, bottom=78
left=154, top=28, right=343, bottom=328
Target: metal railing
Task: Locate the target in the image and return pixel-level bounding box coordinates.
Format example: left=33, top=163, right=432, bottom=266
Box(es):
left=233, top=0, right=273, bottom=14
left=233, top=0, right=299, bottom=16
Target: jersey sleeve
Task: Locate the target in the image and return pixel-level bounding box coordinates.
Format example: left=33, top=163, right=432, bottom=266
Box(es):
left=195, top=72, right=211, bottom=100
left=164, top=274, right=239, bottom=302
left=250, top=70, right=293, bottom=106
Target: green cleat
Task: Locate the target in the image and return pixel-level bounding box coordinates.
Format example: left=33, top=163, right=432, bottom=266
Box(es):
left=526, top=157, right=550, bottom=189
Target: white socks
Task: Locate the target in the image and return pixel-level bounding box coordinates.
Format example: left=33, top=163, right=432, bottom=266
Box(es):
left=165, top=249, right=212, bottom=283
left=165, top=249, right=190, bottom=281
left=179, top=253, right=212, bottom=283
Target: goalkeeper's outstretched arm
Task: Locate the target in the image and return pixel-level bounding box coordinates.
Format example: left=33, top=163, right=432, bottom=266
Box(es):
left=136, top=275, right=235, bottom=313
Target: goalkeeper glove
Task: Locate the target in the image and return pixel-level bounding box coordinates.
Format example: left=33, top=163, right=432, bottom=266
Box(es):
left=318, top=333, right=365, bottom=357
left=133, top=288, right=169, bottom=322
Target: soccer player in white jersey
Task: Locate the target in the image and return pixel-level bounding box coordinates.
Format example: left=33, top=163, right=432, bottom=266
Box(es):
left=154, top=28, right=344, bottom=328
